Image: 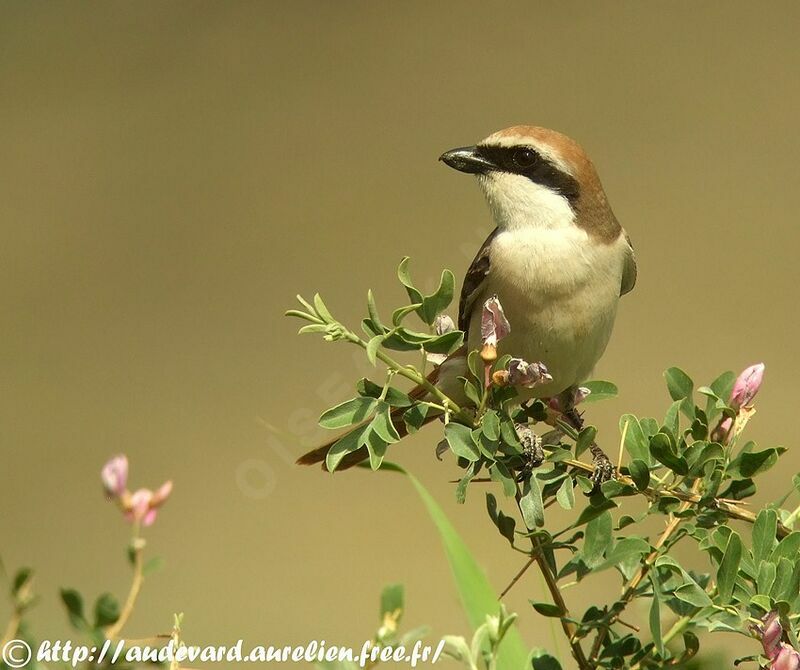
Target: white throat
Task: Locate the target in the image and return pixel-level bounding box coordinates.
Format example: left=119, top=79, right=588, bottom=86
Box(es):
left=477, top=172, right=575, bottom=232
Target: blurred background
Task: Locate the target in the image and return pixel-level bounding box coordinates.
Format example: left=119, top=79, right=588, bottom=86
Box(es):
left=2, top=1, right=799, bottom=666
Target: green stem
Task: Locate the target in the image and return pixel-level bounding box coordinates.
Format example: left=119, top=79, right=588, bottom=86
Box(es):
left=663, top=615, right=692, bottom=645
left=344, top=330, right=469, bottom=420
left=106, top=526, right=145, bottom=640
left=784, top=503, right=800, bottom=527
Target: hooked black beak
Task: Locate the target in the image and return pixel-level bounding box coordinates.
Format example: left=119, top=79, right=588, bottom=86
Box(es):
left=439, top=145, right=496, bottom=174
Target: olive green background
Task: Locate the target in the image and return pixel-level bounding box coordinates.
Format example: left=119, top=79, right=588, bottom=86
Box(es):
left=2, top=2, right=799, bottom=666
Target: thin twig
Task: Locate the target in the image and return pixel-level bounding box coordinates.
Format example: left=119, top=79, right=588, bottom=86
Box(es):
left=499, top=557, right=536, bottom=599
left=514, top=486, right=591, bottom=670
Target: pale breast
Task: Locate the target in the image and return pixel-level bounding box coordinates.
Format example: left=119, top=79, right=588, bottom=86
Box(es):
left=468, top=228, right=628, bottom=397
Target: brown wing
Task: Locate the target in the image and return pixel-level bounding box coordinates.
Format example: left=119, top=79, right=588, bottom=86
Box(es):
left=458, top=228, right=499, bottom=334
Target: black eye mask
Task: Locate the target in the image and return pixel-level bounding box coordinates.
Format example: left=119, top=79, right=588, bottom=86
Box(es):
left=475, top=145, right=581, bottom=202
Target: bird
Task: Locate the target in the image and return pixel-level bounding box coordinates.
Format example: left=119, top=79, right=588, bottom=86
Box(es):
left=297, top=125, right=636, bottom=472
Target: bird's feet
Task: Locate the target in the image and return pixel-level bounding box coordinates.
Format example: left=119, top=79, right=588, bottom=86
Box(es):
left=554, top=392, right=616, bottom=489
left=515, top=423, right=544, bottom=481
left=589, top=445, right=616, bottom=488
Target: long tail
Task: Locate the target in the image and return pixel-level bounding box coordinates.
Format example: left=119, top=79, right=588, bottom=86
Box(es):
left=295, top=405, right=440, bottom=470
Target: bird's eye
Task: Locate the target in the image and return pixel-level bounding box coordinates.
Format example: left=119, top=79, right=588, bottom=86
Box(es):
left=512, top=148, right=537, bottom=168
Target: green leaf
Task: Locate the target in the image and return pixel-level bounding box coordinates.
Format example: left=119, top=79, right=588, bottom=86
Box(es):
left=556, top=478, right=575, bottom=510
left=382, top=463, right=528, bottom=668
left=705, top=370, right=736, bottom=420
left=649, top=572, right=664, bottom=656
left=570, top=499, right=617, bottom=529
left=370, top=403, right=400, bottom=443
left=593, top=537, right=650, bottom=572
left=600, top=479, right=637, bottom=498
left=579, top=380, right=618, bottom=403
left=486, top=493, right=516, bottom=544
left=403, top=404, right=429, bottom=433
left=419, top=269, right=455, bottom=325
left=93, top=593, right=120, bottom=628
left=60, top=588, right=88, bottom=630
left=380, top=583, right=404, bottom=620
left=663, top=400, right=682, bottom=436
left=356, top=379, right=413, bottom=407
left=750, top=594, right=772, bottom=613
left=365, top=335, right=384, bottom=365
left=716, top=531, right=743, bottom=603
left=757, top=560, right=777, bottom=595
left=583, top=511, right=613, bottom=568
left=727, top=447, right=786, bottom=479
left=649, top=433, right=688, bottom=475
left=620, top=415, right=649, bottom=463
left=770, top=531, right=800, bottom=564
left=12, top=568, right=32, bottom=596
left=365, top=429, right=388, bottom=470
left=674, top=581, right=713, bottom=607
left=575, top=426, right=597, bottom=459
left=423, top=330, right=464, bottom=355
left=665, top=367, right=694, bottom=401
left=490, top=463, right=517, bottom=498
left=319, top=397, right=378, bottom=429
left=396, top=257, right=423, bottom=303
left=142, top=556, right=164, bottom=576
left=455, top=461, right=479, bottom=504
left=575, top=475, right=594, bottom=495
left=530, top=601, right=562, bottom=617
left=530, top=651, right=563, bottom=670
left=628, top=459, right=650, bottom=491
left=770, top=558, right=795, bottom=602
left=481, top=410, right=501, bottom=441
left=325, top=424, right=370, bottom=471
left=445, top=423, right=480, bottom=462
left=752, top=509, right=778, bottom=565
left=391, top=303, right=423, bottom=327
left=520, top=477, right=545, bottom=528
left=366, top=289, right=386, bottom=333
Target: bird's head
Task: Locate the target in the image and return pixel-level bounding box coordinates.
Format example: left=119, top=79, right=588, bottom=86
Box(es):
left=440, top=126, right=616, bottom=237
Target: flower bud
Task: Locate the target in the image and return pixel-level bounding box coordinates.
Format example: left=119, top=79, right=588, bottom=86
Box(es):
left=126, top=488, right=155, bottom=525
left=492, top=370, right=510, bottom=386
left=730, top=363, right=765, bottom=410
left=480, top=342, right=498, bottom=363
left=761, top=611, right=784, bottom=660
left=772, top=646, right=800, bottom=670
left=101, top=455, right=128, bottom=499
left=710, top=416, right=733, bottom=444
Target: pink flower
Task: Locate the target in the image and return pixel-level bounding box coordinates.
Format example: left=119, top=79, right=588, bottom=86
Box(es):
left=480, top=296, right=510, bottom=347
left=772, top=645, right=800, bottom=670
left=753, top=611, right=800, bottom=669
left=125, top=480, right=173, bottom=527
left=730, top=363, right=765, bottom=410
left=101, top=455, right=128, bottom=499
left=711, top=363, right=766, bottom=445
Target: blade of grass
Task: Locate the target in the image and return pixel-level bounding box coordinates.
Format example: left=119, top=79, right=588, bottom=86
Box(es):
left=378, top=461, right=529, bottom=667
